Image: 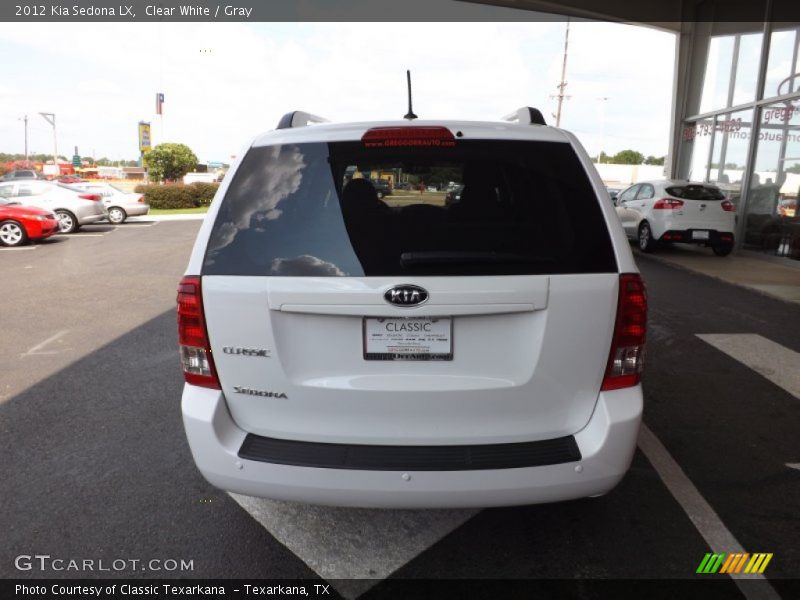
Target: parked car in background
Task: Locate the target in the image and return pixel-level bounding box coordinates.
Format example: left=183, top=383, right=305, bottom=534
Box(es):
left=71, top=182, right=150, bottom=224
left=0, top=180, right=106, bottom=233
left=615, top=180, right=736, bottom=256
left=57, top=175, right=84, bottom=184
left=444, top=184, right=463, bottom=206
left=369, top=178, right=392, bottom=199
left=0, top=197, right=59, bottom=247
left=0, top=169, right=46, bottom=181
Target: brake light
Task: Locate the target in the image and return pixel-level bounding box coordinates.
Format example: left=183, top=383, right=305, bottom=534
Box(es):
left=78, top=193, right=102, bottom=202
left=653, top=198, right=684, bottom=210
left=362, top=126, right=456, bottom=148
left=601, top=274, right=647, bottom=391
left=177, top=276, right=220, bottom=389
left=137, top=195, right=145, bottom=204
left=721, top=200, right=736, bottom=212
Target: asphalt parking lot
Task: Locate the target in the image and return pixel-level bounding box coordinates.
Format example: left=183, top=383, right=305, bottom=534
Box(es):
left=1, top=220, right=798, bottom=599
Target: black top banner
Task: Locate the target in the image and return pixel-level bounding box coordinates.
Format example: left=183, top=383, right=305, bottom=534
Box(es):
left=1, top=0, right=797, bottom=23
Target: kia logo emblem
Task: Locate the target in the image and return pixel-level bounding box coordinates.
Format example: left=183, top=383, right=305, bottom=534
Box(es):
left=384, top=285, right=429, bottom=307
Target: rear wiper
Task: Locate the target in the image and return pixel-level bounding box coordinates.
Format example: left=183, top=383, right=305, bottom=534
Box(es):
left=400, top=251, right=555, bottom=266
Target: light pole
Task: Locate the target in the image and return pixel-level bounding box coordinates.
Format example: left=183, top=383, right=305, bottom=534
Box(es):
left=19, top=115, right=28, bottom=161
left=39, top=112, right=57, bottom=169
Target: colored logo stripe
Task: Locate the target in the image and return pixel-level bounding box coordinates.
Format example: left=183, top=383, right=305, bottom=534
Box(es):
left=697, top=553, right=773, bottom=574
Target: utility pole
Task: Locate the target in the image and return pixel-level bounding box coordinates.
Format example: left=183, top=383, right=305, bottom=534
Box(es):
left=19, top=115, right=29, bottom=161
left=39, top=112, right=57, bottom=167
left=554, top=19, right=571, bottom=127
left=597, top=97, right=609, bottom=163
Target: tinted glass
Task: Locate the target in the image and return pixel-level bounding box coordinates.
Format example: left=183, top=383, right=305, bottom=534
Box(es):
left=666, top=185, right=725, bottom=200
left=203, top=140, right=617, bottom=277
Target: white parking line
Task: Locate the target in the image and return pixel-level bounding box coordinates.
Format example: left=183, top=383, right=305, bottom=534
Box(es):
left=59, top=233, right=106, bottom=237
left=230, top=493, right=476, bottom=599
left=696, top=334, right=800, bottom=399
left=0, top=246, right=38, bottom=251
left=21, top=330, right=69, bottom=357
left=638, top=425, right=780, bottom=600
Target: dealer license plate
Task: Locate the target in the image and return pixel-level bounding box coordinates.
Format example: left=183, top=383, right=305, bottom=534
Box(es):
left=692, top=230, right=710, bottom=240
left=363, top=317, right=453, bottom=360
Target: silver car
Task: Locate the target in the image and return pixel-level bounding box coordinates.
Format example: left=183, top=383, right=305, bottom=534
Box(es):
left=72, top=182, right=150, bottom=224
left=0, top=180, right=107, bottom=233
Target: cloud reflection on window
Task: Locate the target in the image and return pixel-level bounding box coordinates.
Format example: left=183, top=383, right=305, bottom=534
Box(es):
left=208, top=144, right=305, bottom=252
left=270, top=255, right=348, bottom=277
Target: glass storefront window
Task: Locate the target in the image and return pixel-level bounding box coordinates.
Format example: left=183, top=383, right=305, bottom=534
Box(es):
left=700, top=36, right=735, bottom=113
left=707, top=110, right=753, bottom=207
left=683, top=117, right=715, bottom=181
left=743, top=100, right=800, bottom=258
left=732, top=33, right=764, bottom=106
left=763, top=27, right=800, bottom=99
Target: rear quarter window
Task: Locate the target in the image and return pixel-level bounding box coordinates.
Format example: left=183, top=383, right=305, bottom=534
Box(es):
left=203, top=139, right=617, bottom=277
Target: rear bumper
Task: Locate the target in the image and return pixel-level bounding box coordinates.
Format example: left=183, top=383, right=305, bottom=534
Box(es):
left=181, top=385, right=642, bottom=508
left=658, top=229, right=734, bottom=245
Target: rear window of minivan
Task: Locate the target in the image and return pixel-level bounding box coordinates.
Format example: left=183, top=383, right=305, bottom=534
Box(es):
left=202, top=140, right=617, bottom=277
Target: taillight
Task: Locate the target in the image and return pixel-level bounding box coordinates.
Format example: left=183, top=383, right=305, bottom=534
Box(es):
left=137, top=195, right=145, bottom=204
left=78, top=193, right=102, bottom=202
left=721, top=200, right=736, bottom=212
left=653, top=198, right=684, bottom=210
left=601, top=274, right=647, bottom=391
left=177, top=276, right=220, bottom=389
left=362, top=126, right=456, bottom=148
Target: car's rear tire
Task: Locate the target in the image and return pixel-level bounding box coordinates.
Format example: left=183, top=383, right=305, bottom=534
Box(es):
left=108, top=206, right=127, bottom=224
left=0, top=220, right=28, bottom=247
left=638, top=221, right=656, bottom=253
left=712, top=243, right=733, bottom=257
left=55, top=210, right=78, bottom=234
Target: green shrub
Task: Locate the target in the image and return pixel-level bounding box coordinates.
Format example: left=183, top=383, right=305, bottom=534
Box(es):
left=134, top=183, right=220, bottom=209
left=190, top=182, right=219, bottom=206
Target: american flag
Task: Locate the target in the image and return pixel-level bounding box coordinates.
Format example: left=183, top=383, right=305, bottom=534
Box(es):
left=156, top=93, right=165, bottom=115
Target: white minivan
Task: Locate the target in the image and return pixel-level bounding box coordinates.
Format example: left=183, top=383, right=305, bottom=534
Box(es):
left=179, top=109, right=647, bottom=508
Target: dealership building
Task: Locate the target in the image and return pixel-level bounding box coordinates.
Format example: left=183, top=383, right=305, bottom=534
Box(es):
left=477, top=0, right=800, bottom=259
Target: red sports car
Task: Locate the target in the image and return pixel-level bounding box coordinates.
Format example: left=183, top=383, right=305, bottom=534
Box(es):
left=0, top=197, right=60, bottom=247
left=57, top=175, right=84, bottom=184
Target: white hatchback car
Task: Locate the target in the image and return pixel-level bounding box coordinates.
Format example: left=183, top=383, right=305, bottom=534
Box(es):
left=179, top=108, right=647, bottom=508
left=615, top=180, right=736, bottom=256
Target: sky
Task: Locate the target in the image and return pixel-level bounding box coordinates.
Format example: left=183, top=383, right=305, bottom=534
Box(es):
left=0, top=20, right=675, bottom=164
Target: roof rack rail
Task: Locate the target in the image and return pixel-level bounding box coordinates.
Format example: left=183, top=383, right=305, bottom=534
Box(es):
left=502, top=107, right=547, bottom=126
left=276, top=111, right=330, bottom=130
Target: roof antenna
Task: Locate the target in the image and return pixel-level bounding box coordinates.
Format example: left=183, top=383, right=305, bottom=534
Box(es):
left=404, top=70, right=418, bottom=121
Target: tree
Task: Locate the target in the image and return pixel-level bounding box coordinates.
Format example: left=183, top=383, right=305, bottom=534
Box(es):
left=611, top=149, right=645, bottom=165
left=144, top=143, right=198, bottom=182
left=644, top=155, right=666, bottom=166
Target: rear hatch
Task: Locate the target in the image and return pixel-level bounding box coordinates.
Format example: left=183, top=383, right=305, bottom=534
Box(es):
left=199, top=128, right=620, bottom=445
left=665, top=184, right=735, bottom=233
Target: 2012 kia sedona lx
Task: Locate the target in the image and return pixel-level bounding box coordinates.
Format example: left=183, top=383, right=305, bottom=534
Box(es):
left=179, top=108, right=647, bottom=508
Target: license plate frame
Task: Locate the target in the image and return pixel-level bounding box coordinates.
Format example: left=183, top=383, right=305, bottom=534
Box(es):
left=692, top=230, right=710, bottom=240
left=363, top=317, right=453, bottom=361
